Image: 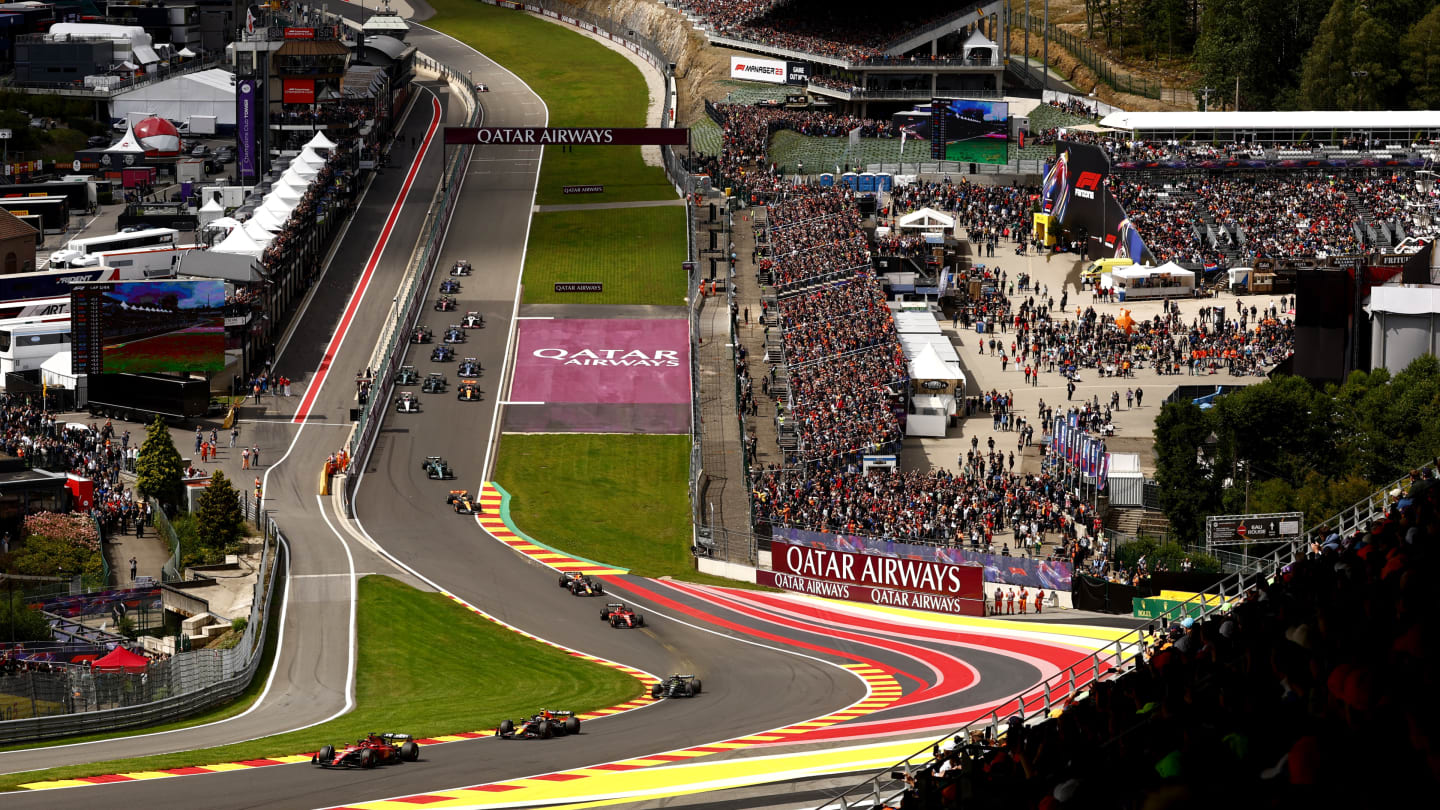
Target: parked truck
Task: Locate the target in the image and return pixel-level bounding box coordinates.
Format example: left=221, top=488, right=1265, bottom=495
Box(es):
left=86, top=373, right=213, bottom=422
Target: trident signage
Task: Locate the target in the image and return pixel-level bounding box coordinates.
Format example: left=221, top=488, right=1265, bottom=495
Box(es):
left=443, top=127, right=688, bottom=146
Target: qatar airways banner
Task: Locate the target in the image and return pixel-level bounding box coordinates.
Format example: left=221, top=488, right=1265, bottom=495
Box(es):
left=765, top=539, right=984, bottom=615
left=511, top=318, right=690, bottom=404
left=730, top=56, right=787, bottom=84
left=444, top=127, right=688, bottom=146
left=774, top=527, right=1074, bottom=590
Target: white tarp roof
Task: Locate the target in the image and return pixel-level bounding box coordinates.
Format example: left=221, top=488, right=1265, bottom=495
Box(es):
left=908, top=343, right=962, bottom=381
left=111, top=68, right=236, bottom=127
left=266, top=185, right=302, bottom=205
left=1100, top=109, right=1440, bottom=132
left=294, top=148, right=325, bottom=167
left=304, top=132, right=338, bottom=150
left=261, top=196, right=295, bottom=218
left=962, top=28, right=996, bottom=55
left=199, top=197, right=223, bottom=212
left=251, top=207, right=288, bottom=231
left=362, top=13, right=410, bottom=33
left=894, top=310, right=943, bottom=334
left=1108, top=452, right=1143, bottom=477
left=896, top=207, right=955, bottom=231
left=243, top=219, right=275, bottom=244
left=106, top=122, right=146, bottom=153
left=1371, top=285, right=1440, bottom=315
left=212, top=224, right=264, bottom=257
left=177, top=46, right=197, bottom=57
left=1110, top=262, right=1194, bottom=280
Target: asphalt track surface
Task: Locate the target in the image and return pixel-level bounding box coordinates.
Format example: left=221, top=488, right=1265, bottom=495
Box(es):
left=0, top=11, right=1114, bottom=809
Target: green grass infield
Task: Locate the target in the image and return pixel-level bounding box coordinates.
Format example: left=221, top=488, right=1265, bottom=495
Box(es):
left=0, top=576, right=640, bottom=791
left=522, top=206, right=688, bottom=306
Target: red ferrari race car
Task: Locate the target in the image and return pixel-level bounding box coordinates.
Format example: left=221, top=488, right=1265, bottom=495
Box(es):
left=600, top=602, right=645, bottom=628
left=312, top=733, right=420, bottom=768
left=496, top=709, right=581, bottom=739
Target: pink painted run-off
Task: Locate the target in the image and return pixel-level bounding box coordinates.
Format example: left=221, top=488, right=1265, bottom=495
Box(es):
left=511, top=319, right=691, bottom=404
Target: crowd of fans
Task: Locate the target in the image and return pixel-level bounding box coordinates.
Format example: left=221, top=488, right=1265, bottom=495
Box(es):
left=681, top=0, right=976, bottom=62
left=888, top=467, right=1437, bottom=807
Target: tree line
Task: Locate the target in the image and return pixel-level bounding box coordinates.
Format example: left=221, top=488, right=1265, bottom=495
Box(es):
left=1153, top=355, right=1440, bottom=546
left=1076, top=0, right=1440, bottom=111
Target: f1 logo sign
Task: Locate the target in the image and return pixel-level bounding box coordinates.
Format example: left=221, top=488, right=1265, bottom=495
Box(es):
left=1074, top=171, right=1102, bottom=199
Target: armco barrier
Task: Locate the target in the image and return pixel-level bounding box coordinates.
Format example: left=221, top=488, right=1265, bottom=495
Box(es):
left=0, top=519, right=283, bottom=743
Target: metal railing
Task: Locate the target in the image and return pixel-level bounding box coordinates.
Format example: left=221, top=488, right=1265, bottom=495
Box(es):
left=0, top=518, right=283, bottom=742
left=811, top=466, right=1432, bottom=810
left=151, top=497, right=183, bottom=583
left=1017, top=13, right=1160, bottom=100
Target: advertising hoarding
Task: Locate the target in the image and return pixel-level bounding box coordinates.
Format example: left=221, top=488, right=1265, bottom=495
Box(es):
left=765, top=538, right=984, bottom=615
left=773, top=527, right=1073, bottom=590
left=236, top=77, right=258, bottom=182
left=282, top=79, right=315, bottom=104
left=443, top=127, right=689, bottom=146
left=71, top=279, right=226, bottom=375
left=1041, top=142, right=1154, bottom=264
left=729, top=56, right=787, bottom=84
left=786, top=61, right=809, bottom=86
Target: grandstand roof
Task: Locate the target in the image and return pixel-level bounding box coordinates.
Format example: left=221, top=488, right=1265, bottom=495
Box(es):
left=1099, top=110, right=1440, bottom=132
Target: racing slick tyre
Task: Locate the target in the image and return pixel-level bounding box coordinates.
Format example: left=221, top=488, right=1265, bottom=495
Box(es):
left=595, top=584, right=605, bottom=595
left=401, top=741, right=420, bottom=761
left=651, top=683, right=664, bottom=699
left=539, top=720, right=554, bottom=739
left=359, top=748, right=377, bottom=769
left=498, top=719, right=515, bottom=738
left=564, top=716, right=581, bottom=736
left=316, top=745, right=334, bottom=765
left=610, top=616, right=619, bottom=627
left=636, top=615, right=645, bottom=627
left=600, top=608, right=610, bottom=620
left=684, top=683, right=696, bottom=697
left=560, top=576, right=570, bottom=588
left=693, top=678, right=702, bottom=694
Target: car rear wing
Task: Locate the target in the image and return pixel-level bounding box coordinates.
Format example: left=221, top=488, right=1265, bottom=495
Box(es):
left=605, top=602, right=625, bottom=608
left=382, top=732, right=414, bottom=741
left=449, top=489, right=469, bottom=496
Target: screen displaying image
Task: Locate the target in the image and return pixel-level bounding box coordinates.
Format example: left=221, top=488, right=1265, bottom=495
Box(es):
left=76, top=279, right=226, bottom=374
left=931, top=98, right=1010, bottom=164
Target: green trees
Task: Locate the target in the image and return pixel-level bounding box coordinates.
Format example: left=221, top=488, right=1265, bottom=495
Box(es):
left=1152, top=401, right=1221, bottom=545
left=135, top=417, right=183, bottom=510
left=1401, top=5, right=1440, bottom=108
left=0, top=594, right=53, bottom=643
left=194, top=471, right=245, bottom=562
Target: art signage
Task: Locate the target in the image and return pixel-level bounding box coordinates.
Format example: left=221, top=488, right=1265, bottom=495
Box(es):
left=444, top=127, right=688, bottom=146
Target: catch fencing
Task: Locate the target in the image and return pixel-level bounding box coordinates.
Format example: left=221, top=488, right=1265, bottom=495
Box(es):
left=0, top=517, right=284, bottom=742
left=1017, top=14, right=1161, bottom=100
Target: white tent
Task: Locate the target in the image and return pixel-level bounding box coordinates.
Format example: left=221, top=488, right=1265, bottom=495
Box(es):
left=105, top=121, right=147, bottom=154
left=266, top=185, right=302, bottom=206
left=212, top=224, right=264, bottom=257
left=251, top=207, right=288, bottom=232
left=293, top=148, right=326, bottom=168
left=962, top=28, right=997, bottom=63
left=261, top=196, right=296, bottom=220
left=110, top=68, right=236, bottom=127
left=303, top=132, right=338, bottom=150
left=243, top=219, right=275, bottom=245
left=275, top=175, right=311, bottom=194
left=907, top=342, right=962, bottom=382
left=177, top=47, right=197, bottom=58
left=197, top=196, right=223, bottom=227
left=896, top=207, right=955, bottom=233
left=204, top=215, right=241, bottom=235
left=281, top=165, right=316, bottom=185
left=1102, top=262, right=1195, bottom=299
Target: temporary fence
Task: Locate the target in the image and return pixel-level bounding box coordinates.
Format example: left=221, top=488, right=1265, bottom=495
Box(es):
left=0, top=517, right=283, bottom=742
left=151, top=497, right=183, bottom=583
left=809, top=465, right=1432, bottom=810
left=1018, top=14, right=1161, bottom=100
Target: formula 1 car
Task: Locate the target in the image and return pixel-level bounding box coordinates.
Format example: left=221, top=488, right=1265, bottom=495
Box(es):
left=446, top=490, right=481, bottom=514
left=396, top=392, right=421, bottom=413
left=558, top=571, right=586, bottom=589
left=312, top=733, right=420, bottom=768
left=650, top=674, right=702, bottom=699
left=457, top=357, right=483, bottom=378
left=496, top=710, right=580, bottom=739
left=421, top=372, right=448, bottom=393
left=395, top=365, right=420, bottom=386
left=474, top=83, right=489, bottom=93
left=443, top=325, right=466, bottom=344
left=565, top=575, right=605, bottom=596
left=451, top=259, right=473, bottom=276
left=462, top=311, right=485, bottom=329
left=435, top=295, right=457, bottom=312
left=457, top=382, right=483, bottom=402
left=411, top=325, right=433, bottom=344
left=431, top=345, right=455, bottom=362
left=422, top=456, right=455, bottom=480
left=439, top=279, right=461, bottom=294
left=600, top=602, right=645, bottom=628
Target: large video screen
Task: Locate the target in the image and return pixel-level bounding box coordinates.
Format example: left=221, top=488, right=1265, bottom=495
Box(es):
left=71, top=279, right=226, bottom=374
left=930, top=98, right=1010, bottom=164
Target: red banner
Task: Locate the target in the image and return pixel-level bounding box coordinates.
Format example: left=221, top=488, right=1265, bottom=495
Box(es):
left=757, top=570, right=985, bottom=616
left=443, top=127, right=688, bottom=146
left=283, top=79, right=315, bottom=104
left=283, top=27, right=315, bottom=39
left=771, top=538, right=984, bottom=600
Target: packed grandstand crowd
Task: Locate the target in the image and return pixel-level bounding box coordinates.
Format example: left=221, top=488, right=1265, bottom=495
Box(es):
left=889, top=466, right=1437, bottom=807
left=679, top=0, right=976, bottom=62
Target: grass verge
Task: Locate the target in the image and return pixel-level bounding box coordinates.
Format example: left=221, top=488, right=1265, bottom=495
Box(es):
left=424, top=0, right=674, bottom=206
left=0, top=576, right=640, bottom=791
left=522, top=207, right=687, bottom=306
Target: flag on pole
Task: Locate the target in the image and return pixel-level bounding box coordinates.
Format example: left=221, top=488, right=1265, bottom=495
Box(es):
left=246, top=5, right=256, bottom=34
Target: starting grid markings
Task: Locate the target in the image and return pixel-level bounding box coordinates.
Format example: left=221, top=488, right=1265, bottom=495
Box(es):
left=326, top=664, right=903, bottom=810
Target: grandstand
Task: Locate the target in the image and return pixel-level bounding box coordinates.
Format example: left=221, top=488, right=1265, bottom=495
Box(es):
left=1099, top=109, right=1440, bottom=148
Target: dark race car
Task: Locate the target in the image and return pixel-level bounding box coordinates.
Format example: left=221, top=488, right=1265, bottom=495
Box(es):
left=496, top=710, right=581, bottom=739
left=457, top=357, right=483, bottom=378
left=565, top=575, right=605, bottom=597
left=395, top=365, right=420, bottom=386
left=446, top=490, right=481, bottom=514
left=451, top=259, right=473, bottom=276
left=411, top=326, right=433, bottom=344
left=422, top=456, right=455, bottom=480
left=462, top=311, right=485, bottom=329
left=457, top=382, right=483, bottom=402
left=439, top=279, right=461, bottom=294
left=600, top=602, right=645, bottom=628
left=651, top=674, right=702, bottom=699
left=395, top=392, right=421, bottom=413
left=421, top=372, right=448, bottom=394
left=558, top=571, right=585, bottom=589
left=443, top=325, right=466, bottom=344
left=312, top=733, right=420, bottom=768
left=431, top=345, right=455, bottom=362
left=435, top=295, right=457, bottom=312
